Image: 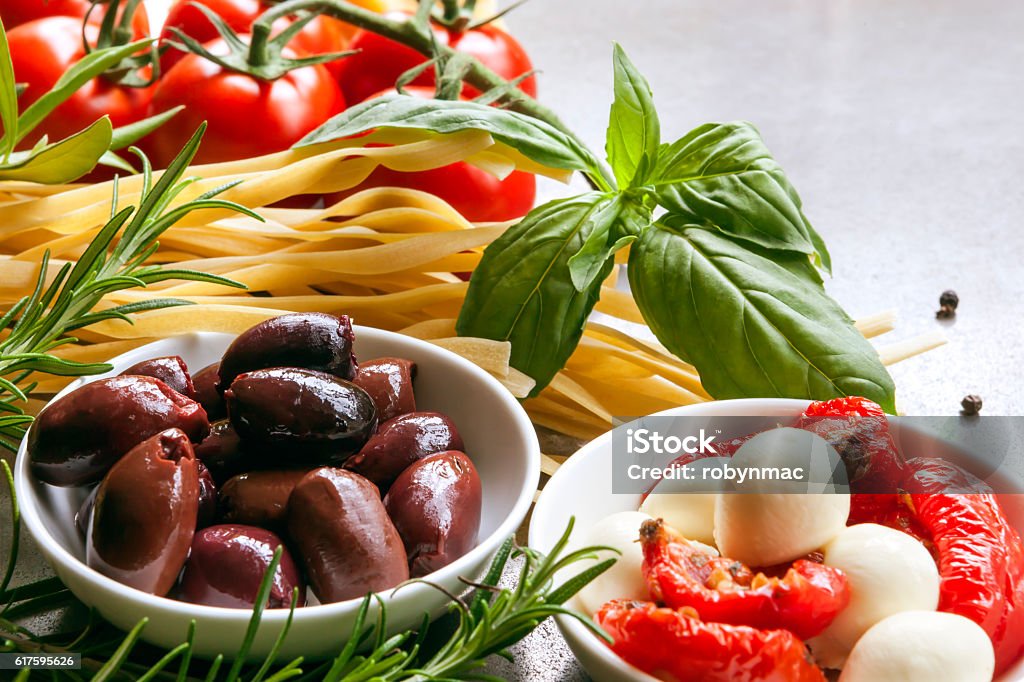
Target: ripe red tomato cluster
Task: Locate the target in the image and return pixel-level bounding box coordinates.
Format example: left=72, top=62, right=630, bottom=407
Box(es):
left=2, top=0, right=538, bottom=222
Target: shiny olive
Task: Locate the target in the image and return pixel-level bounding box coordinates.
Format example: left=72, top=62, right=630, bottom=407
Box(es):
left=287, top=468, right=408, bottom=603
left=217, top=313, right=356, bottom=392
left=345, top=412, right=464, bottom=492
left=120, top=356, right=195, bottom=399
left=192, top=362, right=226, bottom=421
left=226, top=368, right=376, bottom=465
left=353, top=357, right=417, bottom=423
left=75, top=486, right=98, bottom=537
left=218, top=469, right=311, bottom=529
left=87, top=429, right=199, bottom=596
left=384, top=451, right=482, bottom=577
left=194, top=420, right=248, bottom=485
left=178, top=524, right=304, bottom=609
left=196, top=462, right=217, bottom=529
left=29, top=375, right=209, bottom=487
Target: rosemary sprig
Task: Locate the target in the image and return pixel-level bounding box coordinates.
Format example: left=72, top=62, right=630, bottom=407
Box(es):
left=0, top=124, right=255, bottom=452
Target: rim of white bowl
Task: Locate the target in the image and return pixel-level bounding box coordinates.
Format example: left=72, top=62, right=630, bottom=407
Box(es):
left=15, top=327, right=541, bottom=624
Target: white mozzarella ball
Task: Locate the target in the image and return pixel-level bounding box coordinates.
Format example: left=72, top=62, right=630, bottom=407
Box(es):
left=639, top=457, right=730, bottom=546
left=809, top=523, right=940, bottom=669
left=839, top=611, right=994, bottom=682
left=714, top=429, right=850, bottom=566
left=574, top=511, right=652, bottom=616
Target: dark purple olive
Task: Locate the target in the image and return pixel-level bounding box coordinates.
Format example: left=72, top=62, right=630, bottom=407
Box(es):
left=384, top=451, right=481, bottom=577
left=353, top=357, right=417, bottom=423
left=87, top=429, right=199, bottom=596
left=29, top=375, right=210, bottom=487
left=192, top=362, right=226, bottom=421
left=218, top=469, right=311, bottom=529
left=226, top=368, right=376, bottom=464
left=217, top=313, right=356, bottom=392
left=287, top=468, right=408, bottom=603
left=194, top=420, right=248, bottom=485
left=178, top=525, right=304, bottom=609
left=196, top=462, right=217, bottom=529
left=344, top=412, right=464, bottom=493
left=75, top=485, right=99, bottom=537
left=120, top=356, right=195, bottom=400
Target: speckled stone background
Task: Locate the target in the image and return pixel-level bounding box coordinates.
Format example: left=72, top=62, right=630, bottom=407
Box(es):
left=3, top=0, right=1024, bottom=679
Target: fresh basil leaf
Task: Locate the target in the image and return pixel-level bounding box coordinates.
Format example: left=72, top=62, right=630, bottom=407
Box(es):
left=298, top=94, right=601, bottom=175
left=606, top=43, right=659, bottom=188
left=0, top=117, right=112, bottom=183
left=805, top=217, right=833, bottom=275
left=16, top=39, right=151, bottom=146
left=0, top=18, right=18, bottom=160
left=566, top=194, right=631, bottom=291
left=653, top=122, right=825, bottom=263
left=628, top=221, right=896, bottom=412
left=457, top=193, right=617, bottom=395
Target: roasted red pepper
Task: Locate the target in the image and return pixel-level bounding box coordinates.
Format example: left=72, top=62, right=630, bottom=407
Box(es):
left=798, top=396, right=907, bottom=494
left=640, top=519, right=849, bottom=640
left=597, top=600, right=825, bottom=682
left=910, top=490, right=1024, bottom=674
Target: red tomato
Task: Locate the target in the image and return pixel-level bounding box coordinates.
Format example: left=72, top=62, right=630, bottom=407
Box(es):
left=158, top=0, right=377, bottom=77
left=336, top=14, right=537, bottom=105
left=0, top=0, right=149, bottom=36
left=8, top=17, right=153, bottom=147
left=146, top=37, right=345, bottom=167
left=327, top=87, right=535, bottom=223
left=640, top=518, right=849, bottom=640
left=597, top=600, right=826, bottom=682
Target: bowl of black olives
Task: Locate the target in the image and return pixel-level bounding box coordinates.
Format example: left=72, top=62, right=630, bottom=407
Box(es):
left=15, top=313, right=540, bottom=659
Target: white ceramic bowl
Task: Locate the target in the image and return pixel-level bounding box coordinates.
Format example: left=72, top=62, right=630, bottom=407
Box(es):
left=16, top=328, right=540, bottom=659
left=529, top=399, right=1024, bottom=682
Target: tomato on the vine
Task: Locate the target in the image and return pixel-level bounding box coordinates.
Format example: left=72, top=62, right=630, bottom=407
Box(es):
left=0, top=0, right=149, bottom=36
left=336, top=14, right=537, bottom=105
left=159, top=0, right=384, bottom=77
left=327, top=87, right=536, bottom=223
left=146, top=37, right=345, bottom=167
left=8, top=16, right=153, bottom=147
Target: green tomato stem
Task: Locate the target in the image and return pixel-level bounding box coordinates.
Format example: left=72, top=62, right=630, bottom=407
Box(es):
left=252, top=0, right=615, bottom=190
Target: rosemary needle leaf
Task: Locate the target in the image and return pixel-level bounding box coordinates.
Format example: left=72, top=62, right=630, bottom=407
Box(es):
left=91, top=618, right=147, bottom=682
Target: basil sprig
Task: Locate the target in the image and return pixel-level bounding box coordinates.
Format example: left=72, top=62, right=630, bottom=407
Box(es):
left=302, top=44, right=896, bottom=410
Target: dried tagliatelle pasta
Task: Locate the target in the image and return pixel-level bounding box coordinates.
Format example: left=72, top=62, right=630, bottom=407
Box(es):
left=0, top=130, right=944, bottom=442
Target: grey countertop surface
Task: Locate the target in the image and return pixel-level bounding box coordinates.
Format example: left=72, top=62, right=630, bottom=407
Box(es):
left=3, top=0, right=1024, bottom=679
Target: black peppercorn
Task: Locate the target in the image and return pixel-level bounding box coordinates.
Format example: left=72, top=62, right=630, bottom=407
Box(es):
left=936, top=305, right=956, bottom=319
left=961, top=394, right=983, bottom=416
left=940, top=290, right=959, bottom=310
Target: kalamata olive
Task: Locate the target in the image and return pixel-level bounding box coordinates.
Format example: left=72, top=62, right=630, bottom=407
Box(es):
left=287, top=468, right=408, bottom=603
left=226, top=368, right=377, bottom=464
left=196, top=462, right=217, bottom=529
left=218, top=312, right=356, bottom=392
left=75, top=486, right=99, bottom=537
left=353, top=357, right=417, bottom=423
left=384, top=451, right=482, bottom=577
left=192, top=362, right=226, bottom=420
left=344, top=412, right=464, bottom=492
left=87, top=429, right=199, bottom=596
left=178, top=524, right=304, bottom=609
left=194, top=420, right=248, bottom=485
left=219, top=469, right=311, bottom=529
left=29, top=375, right=209, bottom=487
left=120, top=356, right=195, bottom=399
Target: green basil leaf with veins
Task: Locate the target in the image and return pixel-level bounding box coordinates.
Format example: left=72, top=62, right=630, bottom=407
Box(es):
left=566, top=194, right=636, bottom=291
left=298, top=94, right=602, bottom=175
left=0, top=117, right=111, bottom=183
left=628, top=221, right=895, bottom=412
left=606, top=43, right=659, bottom=188
left=457, top=193, right=619, bottom=395
left=653, top=122, right=831, bottom=271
